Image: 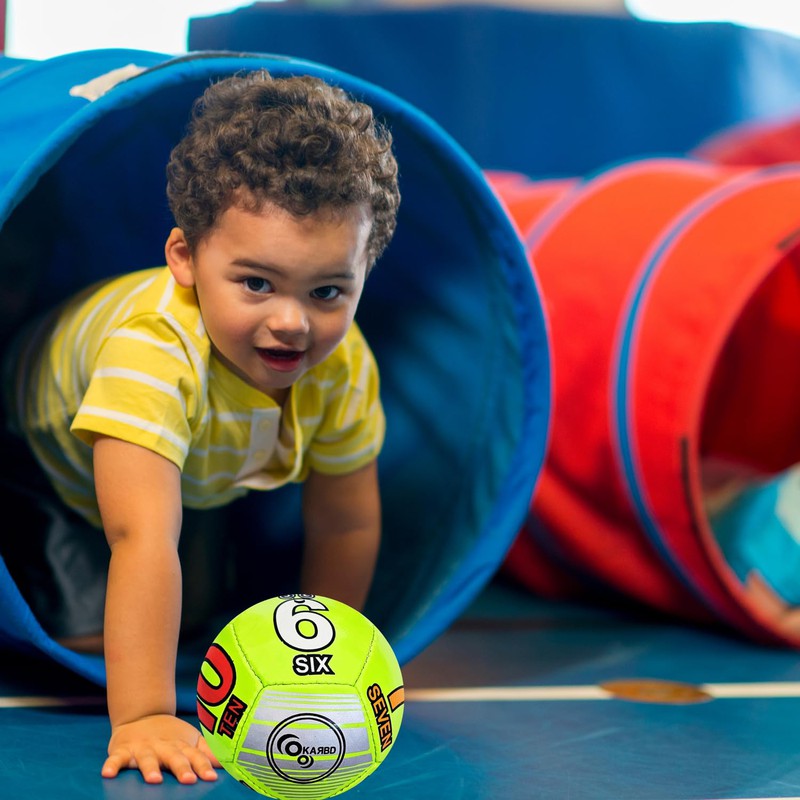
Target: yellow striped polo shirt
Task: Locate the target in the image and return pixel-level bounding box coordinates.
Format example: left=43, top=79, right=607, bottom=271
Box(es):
left=10, top=267, right=385, bottom=528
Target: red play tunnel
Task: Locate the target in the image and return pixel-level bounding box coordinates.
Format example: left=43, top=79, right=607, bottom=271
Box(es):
left=491, top=158, right=800, bottom=646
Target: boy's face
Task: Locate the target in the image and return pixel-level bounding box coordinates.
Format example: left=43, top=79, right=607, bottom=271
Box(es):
left=166, top=199, right=372, bottom=402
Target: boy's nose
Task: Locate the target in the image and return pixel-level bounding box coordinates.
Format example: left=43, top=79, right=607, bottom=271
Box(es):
left=267, top=298, right=310, bottom=336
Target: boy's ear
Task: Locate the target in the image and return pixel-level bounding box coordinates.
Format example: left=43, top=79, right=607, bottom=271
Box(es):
left=165, top=228, right=195, bottom=288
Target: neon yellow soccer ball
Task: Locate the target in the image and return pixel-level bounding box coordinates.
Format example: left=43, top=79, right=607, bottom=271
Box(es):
left=196, top=594, right=405, bottom=799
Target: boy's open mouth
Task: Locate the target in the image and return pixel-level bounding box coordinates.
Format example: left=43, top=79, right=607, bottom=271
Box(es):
left=257, top=347, right=305, bottom=372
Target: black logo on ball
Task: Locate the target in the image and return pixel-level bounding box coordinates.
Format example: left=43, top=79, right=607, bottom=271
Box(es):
left=266, top=714, right=345, bottom=783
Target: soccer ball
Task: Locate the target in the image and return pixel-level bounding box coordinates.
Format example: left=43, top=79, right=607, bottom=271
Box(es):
left=196, top=594, right=405, bottom=799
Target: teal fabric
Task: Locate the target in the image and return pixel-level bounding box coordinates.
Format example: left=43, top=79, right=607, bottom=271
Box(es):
left=712, top=469, right=800, bottom=606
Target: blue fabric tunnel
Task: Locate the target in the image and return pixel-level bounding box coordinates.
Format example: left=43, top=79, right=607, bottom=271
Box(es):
left=0, top=50, right=550, bottom=708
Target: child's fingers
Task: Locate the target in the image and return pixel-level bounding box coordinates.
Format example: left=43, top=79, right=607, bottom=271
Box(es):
left=197, top=736, right=222, bottom=768
left=160, top=747, right=199, bottom=785
left=103, top=732, right=218, bottom=783
left=101, top=748, right=133, bottom=778
left=142, top=742, right=218, bottom=784
left=103, top=745, right=164, bottom=783
left=180, top=743, right=219, bottom=781
left=132, top=747, right=165, bottom=784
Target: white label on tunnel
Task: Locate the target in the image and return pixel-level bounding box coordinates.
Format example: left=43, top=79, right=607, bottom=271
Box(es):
left=69, top=63, right=146, bottom=101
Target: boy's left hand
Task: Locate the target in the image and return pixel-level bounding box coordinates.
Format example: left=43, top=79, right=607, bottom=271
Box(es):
left=102, top=713, right=221, bottom=784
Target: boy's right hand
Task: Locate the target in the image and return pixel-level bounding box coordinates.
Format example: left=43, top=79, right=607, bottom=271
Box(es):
left=102, top=713, right=221, bottom=784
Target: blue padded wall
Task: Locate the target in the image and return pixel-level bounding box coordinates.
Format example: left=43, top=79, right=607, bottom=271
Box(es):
left=189, top=7, right=800, bottom=178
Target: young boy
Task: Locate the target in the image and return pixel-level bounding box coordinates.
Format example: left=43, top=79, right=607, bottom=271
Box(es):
left=1, top=70, right=400, bottom=784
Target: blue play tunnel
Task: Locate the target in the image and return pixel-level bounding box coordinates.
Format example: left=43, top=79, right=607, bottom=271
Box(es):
left=0, top=49, right=550, bottom=705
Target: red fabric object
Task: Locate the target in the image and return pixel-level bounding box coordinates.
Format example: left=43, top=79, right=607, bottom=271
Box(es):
left=489, top=159, right=800, bottom=646
left=693, top=116, right=800, bottom=166
left=485, top=171, right=578, bottom=240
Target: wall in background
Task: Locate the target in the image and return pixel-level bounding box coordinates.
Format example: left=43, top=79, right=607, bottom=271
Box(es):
left=378, top=0, right=625, bottom=9
left=5, top=0, right=800, bottom=61
left=4, top=0, right=248, bottom=59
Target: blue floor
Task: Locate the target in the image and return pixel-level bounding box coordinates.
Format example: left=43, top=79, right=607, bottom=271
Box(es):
left=3, top=579, right=800, bottom=799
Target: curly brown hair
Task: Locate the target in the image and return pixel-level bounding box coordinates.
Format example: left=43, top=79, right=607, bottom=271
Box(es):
left=166, top=70, right=400, bottom=267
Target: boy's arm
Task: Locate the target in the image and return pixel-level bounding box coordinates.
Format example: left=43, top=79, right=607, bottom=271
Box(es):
left=93, top=435, right=219, bottom=784
left=300, top=460, right=381, bottom=611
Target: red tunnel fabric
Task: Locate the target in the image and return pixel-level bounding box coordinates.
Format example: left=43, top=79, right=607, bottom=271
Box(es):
left=489, top=159, right=800, bottom=646
left=693, top=115, right=800, bottom=167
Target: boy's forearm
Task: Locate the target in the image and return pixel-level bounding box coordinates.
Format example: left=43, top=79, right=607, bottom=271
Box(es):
left=93, top=437, right=184, bottom=726
left=104, top=536, right=183, bottom=726
left=301, top=462, right=382, bottom=611
left=300, top=524, right=379, bottom=611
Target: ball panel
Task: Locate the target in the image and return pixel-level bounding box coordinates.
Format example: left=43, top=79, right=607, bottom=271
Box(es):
left=196, top=620, right=264, bottom=769
left=234, top=685, right=377, bottom=799
left=356, top=624, right=405, bottom=764
left=230, top=595, right=378, bottom=686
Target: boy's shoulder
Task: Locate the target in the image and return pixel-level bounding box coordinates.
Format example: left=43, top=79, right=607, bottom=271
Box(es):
left=87, top=266, right=166, bottom=298
left=57, top=266, right=211, bottom=377
left=89, top=266, right=204, bottom=341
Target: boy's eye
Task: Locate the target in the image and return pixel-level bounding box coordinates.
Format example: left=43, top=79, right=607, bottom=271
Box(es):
left=312, top=286, right=341, bottom=301
left=244, top=277, right=272, bottom=293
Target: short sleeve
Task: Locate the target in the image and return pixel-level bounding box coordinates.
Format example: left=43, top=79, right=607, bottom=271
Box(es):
left=70, top=314, right=203, bottom=469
